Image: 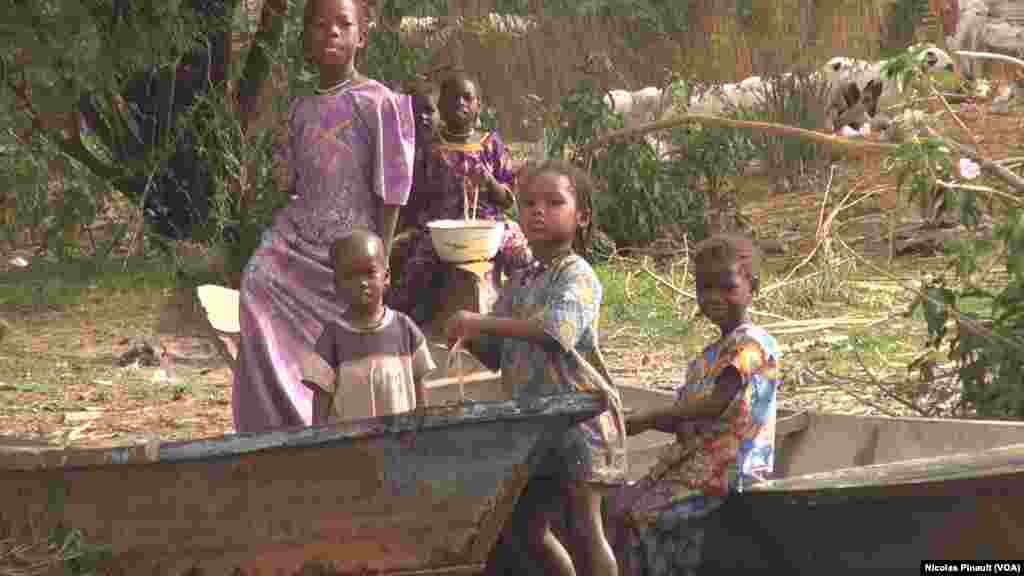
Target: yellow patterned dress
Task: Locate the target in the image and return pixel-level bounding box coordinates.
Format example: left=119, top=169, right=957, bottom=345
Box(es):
left=475, top=252, right=627, bottom=485
left=607, top=322, right=781, bottom=576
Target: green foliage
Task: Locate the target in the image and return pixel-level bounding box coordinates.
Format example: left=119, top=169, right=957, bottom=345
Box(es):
left=544, top=80, right=707, bottom=249
left=882, top=0, right=931, bottom=55
left=595, top=262, right=691, bottom=341
left=902, top=142, right=1024, bottom=418
left=892, top=136, right=958, bottom=225
left=1, top=0, right=226, bottom=260
left=51, top=525, right=114, bottom=575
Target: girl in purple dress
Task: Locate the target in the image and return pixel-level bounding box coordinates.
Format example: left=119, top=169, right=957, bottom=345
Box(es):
left=232, top=0, right=416, bottom=433
left=388, top=71, right=533, bottom=326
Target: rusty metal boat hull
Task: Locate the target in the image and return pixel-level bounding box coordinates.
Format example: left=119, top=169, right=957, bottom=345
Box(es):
left=0, top=392, right=607, bottom=575
left=460, top=382, right=1024, bottom=574
left=700, top=442, right=1024, bottom=572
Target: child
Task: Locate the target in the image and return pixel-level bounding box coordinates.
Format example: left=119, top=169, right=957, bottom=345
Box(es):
left=388, top=79, right=438, bottom=300
left=395, top=78, right=439, bottom=236
left=445, top=160, right=626, bottom=576
left=232, top=0, right=417, bottom=433
left=301, top=229, right=436, bottom=423
left=390, top=70, right=533, bottom=326
left=605, top=233, right=782, bottom=576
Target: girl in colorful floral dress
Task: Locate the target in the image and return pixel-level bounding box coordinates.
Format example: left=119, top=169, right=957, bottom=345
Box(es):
left=607, top=233, right=782, bottom=576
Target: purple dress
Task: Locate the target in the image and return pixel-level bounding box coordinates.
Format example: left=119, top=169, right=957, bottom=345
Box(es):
left=387, top=132, right=533, bottom=325
left=232, top=79, right=415, bottom=434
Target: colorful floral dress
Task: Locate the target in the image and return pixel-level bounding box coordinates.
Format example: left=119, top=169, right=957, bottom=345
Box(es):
left=387, top=131, right=533, bottom=326
left=475, top=253, right=627, bottom=485
left=606, top=323, right=781, bottom=576
left=232, top=80, right=416, bottom=434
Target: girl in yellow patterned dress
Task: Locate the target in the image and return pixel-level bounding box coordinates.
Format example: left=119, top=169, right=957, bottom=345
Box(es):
left=445, top=160, right=626, bottom=576
left=606, top=233, right=781, bottom=576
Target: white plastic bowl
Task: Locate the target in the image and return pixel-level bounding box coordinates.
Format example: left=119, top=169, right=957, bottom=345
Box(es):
left=427, top=219, right=505, bottom=264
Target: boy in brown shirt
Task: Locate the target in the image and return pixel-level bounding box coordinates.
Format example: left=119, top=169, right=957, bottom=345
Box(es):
left=301, top=229, right=436, bottom=423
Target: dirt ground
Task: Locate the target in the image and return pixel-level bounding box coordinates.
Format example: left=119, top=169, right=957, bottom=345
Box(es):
left=1, top=96, right=1021, bottom=450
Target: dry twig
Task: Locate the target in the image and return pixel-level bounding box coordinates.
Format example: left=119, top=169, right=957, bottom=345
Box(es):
left=849, top=349, right=929, bottom=416
left=833, top=234, right=1024, bottom=355
left=935, top=180, right=1024, bottom=205
left=800, top=365, right=900, bottom=416
left=931, top=80, right=977, bottom=145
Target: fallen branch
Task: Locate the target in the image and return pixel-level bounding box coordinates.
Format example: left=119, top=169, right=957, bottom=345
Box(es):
left=578, top=114, right=900, bottom=158
left=758, top=268, right=825, bottom=296
left=954, top=50, right=1024, bottom=70
left=931, top=130, right=1024, bottom=194
left=935, top=179, right=1023, bottom=205
left=760, top=316, right=889, bottom=333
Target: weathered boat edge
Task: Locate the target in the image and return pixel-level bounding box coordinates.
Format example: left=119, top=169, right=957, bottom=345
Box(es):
left=750, top=440, right=1024, bottom=494
left=0, top=393, right=608, bottom=472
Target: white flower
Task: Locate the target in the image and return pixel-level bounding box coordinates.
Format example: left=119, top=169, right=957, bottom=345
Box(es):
left=959, top=158, right=981, bottom=180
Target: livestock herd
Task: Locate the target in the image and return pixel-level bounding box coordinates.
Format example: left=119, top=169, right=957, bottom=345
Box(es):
left=602, top=43, right=958, bottom=139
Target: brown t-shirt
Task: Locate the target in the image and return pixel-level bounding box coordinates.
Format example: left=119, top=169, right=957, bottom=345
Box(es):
left=301, top=308, right=436, bottom=423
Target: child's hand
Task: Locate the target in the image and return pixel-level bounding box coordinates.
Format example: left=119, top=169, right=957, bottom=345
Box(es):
left=445, top=310, right=484, bottom=346
left=468, top=164, right=494, bottom=189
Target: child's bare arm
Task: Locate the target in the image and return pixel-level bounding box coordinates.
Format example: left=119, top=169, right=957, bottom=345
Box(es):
left=378, top=202, right=401, bottom=258
left=413, top=374, right=427, bottom=409
left=626, top=368, right=743, bottom=436
left=446, top=311, right=553, bottom=347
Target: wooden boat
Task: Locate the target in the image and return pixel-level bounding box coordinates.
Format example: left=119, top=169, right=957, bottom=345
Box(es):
left=623, top=383, right=1024, bottom=571
left=0, top=392, right=607, bottom=576
left=426, top=377, right=1024, bottom=572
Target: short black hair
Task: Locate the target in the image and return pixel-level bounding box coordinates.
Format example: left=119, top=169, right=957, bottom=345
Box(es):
left=329, top=228, right=385, bottom=268
left=692, top=233, right=761, bottom=294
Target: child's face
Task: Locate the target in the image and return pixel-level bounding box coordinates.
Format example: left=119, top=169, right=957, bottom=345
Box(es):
left=695, top=261, right=752, bottom=330
left=412, top=92, right=438, bottom=141
left=519, top=171, right=587, bottom=251
left=309, top=0, right=365, bottom=69
left=335, top=243, right=388, bottom=315
left=439, top=78, right=480, bottom=130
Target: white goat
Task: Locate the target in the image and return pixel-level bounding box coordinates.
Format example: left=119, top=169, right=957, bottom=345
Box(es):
left=603, top=86, right=670, bottom=128
left=835, top=44, right=957, bottom=113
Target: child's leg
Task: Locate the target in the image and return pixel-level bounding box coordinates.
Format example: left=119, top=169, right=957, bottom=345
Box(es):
left=564, top=482, right=619, bottom=576
left=522, top=478, right=576, bottom=576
